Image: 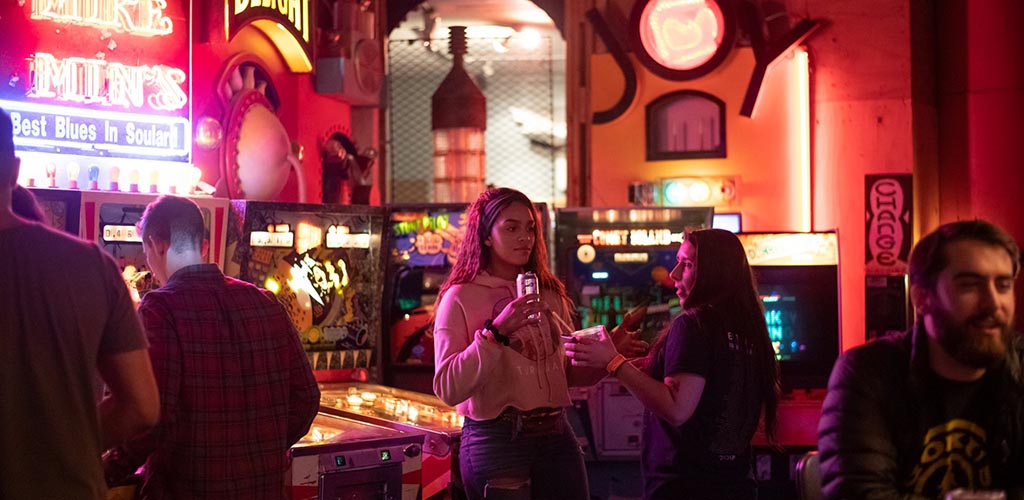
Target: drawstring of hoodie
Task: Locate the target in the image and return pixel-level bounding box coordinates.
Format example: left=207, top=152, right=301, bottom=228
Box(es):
left=518, top=283, right=553, bottom=399
left=521, top=295, right=546, bottom=393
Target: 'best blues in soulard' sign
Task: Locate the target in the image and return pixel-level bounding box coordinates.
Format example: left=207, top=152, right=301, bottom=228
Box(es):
left=1, top=99, right=190, bottom=162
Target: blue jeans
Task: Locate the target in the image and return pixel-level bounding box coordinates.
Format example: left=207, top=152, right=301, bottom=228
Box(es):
left=459, top=408, right=589, bottom=500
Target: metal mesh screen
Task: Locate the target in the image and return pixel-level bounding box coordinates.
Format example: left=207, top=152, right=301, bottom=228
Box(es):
left=387, top=35, right=565, bottom=205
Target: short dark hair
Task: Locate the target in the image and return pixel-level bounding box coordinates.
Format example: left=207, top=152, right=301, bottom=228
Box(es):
left=138, top=195, right=207, bottom=252
left=0, top=109, right=13, bottom=156
left=1, top=109, right=16, bottom=180
left=909, top=220, right=1021, bottom=290
left=12, top=185, right=45, bottom=222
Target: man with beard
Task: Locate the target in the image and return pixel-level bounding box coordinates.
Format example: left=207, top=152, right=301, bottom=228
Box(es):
left=818, top=220, right=1024, bottom=500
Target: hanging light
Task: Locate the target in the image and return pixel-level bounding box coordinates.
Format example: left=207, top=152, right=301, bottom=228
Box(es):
left=431, top=26, right=486, bottom=203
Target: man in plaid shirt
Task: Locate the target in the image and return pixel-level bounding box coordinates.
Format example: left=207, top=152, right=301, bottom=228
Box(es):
left=105, top=195, right=320, bottom=499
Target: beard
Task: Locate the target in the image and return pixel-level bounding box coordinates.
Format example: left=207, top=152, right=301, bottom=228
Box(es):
left=931, top=306, right=1011, bottom=369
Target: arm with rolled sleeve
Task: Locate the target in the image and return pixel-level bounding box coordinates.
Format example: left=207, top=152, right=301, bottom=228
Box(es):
left=432, top=288, right=503, bottom=407
left=818, top=346, right=926, bottom=500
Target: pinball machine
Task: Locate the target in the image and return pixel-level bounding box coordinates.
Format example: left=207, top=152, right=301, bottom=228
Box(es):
left=317, top=382, right=464, bottom=500
left=288, top=412, right=426, bottom=500
left=224, top=201, right=388, bottom=382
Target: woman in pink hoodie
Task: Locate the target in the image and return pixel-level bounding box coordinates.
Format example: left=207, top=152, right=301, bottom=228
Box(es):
left=433, top=187, right=604, bottom=499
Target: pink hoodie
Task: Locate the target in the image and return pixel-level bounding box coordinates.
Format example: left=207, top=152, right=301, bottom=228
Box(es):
left=433, top=272, right=577, bottom=420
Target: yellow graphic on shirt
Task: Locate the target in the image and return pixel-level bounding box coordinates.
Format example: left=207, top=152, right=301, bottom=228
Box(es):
left=906, top=419, right=991, bottom=497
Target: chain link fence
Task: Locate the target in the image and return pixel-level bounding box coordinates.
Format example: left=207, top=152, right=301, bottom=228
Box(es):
left=387, top=34, right=565, bottom=206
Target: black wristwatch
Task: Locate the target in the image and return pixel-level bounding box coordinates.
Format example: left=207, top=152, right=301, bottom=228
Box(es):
left=483, top=319, right=510, bottom=346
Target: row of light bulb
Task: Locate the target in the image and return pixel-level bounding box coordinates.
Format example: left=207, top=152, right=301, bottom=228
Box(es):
left=22, top=161, right=204, bottom=195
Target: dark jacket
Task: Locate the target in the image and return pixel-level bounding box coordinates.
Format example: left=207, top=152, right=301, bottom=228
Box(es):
left=817, top=325, right=1024, bottom=500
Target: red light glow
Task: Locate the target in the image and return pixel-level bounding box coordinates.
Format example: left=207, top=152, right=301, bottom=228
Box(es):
left=639, top=0, right=725, bottom=71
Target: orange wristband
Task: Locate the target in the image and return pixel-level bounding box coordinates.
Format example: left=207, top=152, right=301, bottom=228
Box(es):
left=606, top=354, right=628, bottom=374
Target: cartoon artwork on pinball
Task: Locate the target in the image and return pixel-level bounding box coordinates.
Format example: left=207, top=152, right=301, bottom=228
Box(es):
left=391, top=209, right=467, bottom=268
left=228, top=202, right=385, bottom=375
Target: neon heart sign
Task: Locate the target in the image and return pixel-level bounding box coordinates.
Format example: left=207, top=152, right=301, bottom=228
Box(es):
left=638, top=0, right=726, bottom=72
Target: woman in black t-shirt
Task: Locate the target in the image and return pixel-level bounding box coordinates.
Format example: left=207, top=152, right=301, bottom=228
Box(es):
left=566, top=228, right=780, bottom=499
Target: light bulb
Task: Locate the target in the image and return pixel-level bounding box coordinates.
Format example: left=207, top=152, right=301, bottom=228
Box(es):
left=87, top=165, right=100, bottom=190
left=188, top=166, right=202, bottom=193
left=108, top=166, right=121, bottom=191
left=67, top=162, right=80, bottom=189
left=170, top=170, right=188, bottom=194
left=25, top=163, right=37, bottom=187
left=663, top=180, right=686, bottom=205
left=688, top=181, right=711, bottom=203
left=45, top=163, right=57, bottom=188
left=129, top=169, right=140, bottom=193
left=148, top=169, right=160, bottom=193
left=194, top=116, right=223, bottom=150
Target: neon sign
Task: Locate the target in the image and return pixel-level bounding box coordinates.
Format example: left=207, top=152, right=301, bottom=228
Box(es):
left=32, top=0, right=174, bottom=37
left=4, top=1, right=191, bottom=162
left=578, top=229, right=683, bottom=247
left=2, top=99, right=190, bottom=160
left=631, top=0, right=735, bottom=80
left=639, top=0, right=724, bottom=71
left=29, top=53, right=187, bottom=111
left=228, top=0, right=313, bottom=73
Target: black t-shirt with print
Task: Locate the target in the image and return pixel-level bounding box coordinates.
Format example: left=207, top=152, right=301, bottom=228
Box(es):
left=905, top=374, right=994, bottom=498
left=641, top=308, right=763, bottom=499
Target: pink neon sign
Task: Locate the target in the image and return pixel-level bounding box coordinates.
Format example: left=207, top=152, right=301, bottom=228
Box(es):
left=638, top=0, right=725, bottom=71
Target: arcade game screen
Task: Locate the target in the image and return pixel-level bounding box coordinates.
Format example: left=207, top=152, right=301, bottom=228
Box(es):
left=385, top=205, right=468, bottom=367
left=227, top=202, right=386, bottom=376
left=739, top=232, right=841, bottom=391
left=555, top=207, right=713, bottom=343
left=755, top=265, right=840, bottom=391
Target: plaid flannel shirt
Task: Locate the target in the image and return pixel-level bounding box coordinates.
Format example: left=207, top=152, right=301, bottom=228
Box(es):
left=113, top=264, right=319, bottom=500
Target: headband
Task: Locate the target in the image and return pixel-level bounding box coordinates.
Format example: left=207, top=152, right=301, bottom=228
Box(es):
left=479, top=191, right=530, bottom=239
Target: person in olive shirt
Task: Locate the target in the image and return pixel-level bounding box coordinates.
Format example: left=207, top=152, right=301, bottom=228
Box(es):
left=0, top=108, right=160, bottom=500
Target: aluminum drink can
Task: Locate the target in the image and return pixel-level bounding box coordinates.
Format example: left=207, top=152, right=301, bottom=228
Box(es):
left=516, top=272, right=541, bottom=320
left=516, top=272, right=539, bottom=298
